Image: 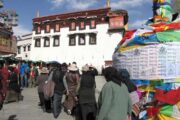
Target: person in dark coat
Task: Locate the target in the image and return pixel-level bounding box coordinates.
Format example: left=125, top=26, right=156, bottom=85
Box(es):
left=77, top=65, right=97, bottom=120
left=4, top=66, right=20, bottom=103
left=63, top=64, right=80, bottom=115
left=51, top=63, right=65, bottom=118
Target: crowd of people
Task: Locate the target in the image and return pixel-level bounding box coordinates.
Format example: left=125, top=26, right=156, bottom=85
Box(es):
left=0, top=60, right=141, bottom=120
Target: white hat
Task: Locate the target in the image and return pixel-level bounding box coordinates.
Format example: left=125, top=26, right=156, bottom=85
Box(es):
left=82, top=65, right=89, bottom=72
left=41, top=67, right=49, bottom=74
left=68, top=64, right=78, bottom=71
left=10, top=64, right=16, bottom=67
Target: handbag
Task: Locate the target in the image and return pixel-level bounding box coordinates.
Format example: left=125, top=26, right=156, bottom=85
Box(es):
left=43, top=71, right=55, bottom=100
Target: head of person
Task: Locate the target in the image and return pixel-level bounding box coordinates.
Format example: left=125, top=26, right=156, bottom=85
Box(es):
left=103, top=67, right=122, bottom=87
left=68, top=63, right=78, bottom=73
left=61, top=63, right=68, bottom=71
left=103, top=67, right=119, bottom=82
left=118, top=69, right=137, bottom=92
left=8, top=66, right=14, bottom=73
left=40, top=67, right=49, bottom=74
left=81, top=65, right=89, bottom=74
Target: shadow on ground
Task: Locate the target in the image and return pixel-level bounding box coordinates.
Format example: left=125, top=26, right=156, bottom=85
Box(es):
left=8, top=114, right=18, bottom=120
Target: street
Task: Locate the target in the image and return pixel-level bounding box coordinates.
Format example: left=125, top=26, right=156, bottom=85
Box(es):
left=0, top=76, right=106, bottom=120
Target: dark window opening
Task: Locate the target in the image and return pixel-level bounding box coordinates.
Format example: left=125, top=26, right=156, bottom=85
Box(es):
left=79, top=34, right=85, bottom=45
left=89, top=33, right=96, bottom=45
left=53, top=36, right=60, bottom=47
left=69, top=35, right=76, bottom=46
left=35, top=39, right=41, bottom=47
left=44, top=37, right=50, bottom=47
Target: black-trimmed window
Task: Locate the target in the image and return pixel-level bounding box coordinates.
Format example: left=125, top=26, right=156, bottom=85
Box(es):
left=36, top=26, right=41, bottom=34
left=55, top=23, right=60, bottom=32
left=28, top=45, right=31, bottom=51
left=44, top=37, right=50, bottom=47
left=90, top=19, right=96, bottom=29
left=17, top=46, right=21, bottom=54
left=79, top=34, right=85, bottom=45
left=79, top=21, right=85, bottom=30
left=69, top=35, right=76, bottom=46
left=89, top=33, right=96, bottom=45
left=23, top=46, right=26, bottom=52
left=53, top=36, right=60, bottom=47
left=35, top=38, right=41, bottom=47
left=45, top=24, right=50, bottom=33
left=70, top=21, right=76, bottom=31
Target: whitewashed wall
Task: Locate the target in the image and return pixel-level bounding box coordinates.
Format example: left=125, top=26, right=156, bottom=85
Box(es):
left=31, top=24, right=122, bottom=72
left=16, top=34, right=32, bottom=60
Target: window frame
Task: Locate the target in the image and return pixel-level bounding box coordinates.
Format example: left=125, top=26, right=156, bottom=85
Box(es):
left=23, top=46, right=26, bottom=52
left=89, top=33, right=97, bottom=45
left=28, top=45, right=31, bottom=51
left=35, top=38, right=41, bottom=47
left=69, top=35, right=76, bottom=46
left=79, top=21, right=86, bottom=30
left=45, top=24, right=50, bottom=33
left=69, top=21, right=76, bottom=31
left=78, top=34, right=86, bottom=45
left=90, top=19, right=96, bottom=29
left=36, top=26, right=41, bottom=34
left=17, top=46, right=21, bottom=54
left=54, top=23, right=60, bottom=32
left=53, top=36, right=60, bottom=47
left=44, top=37, right=50, bottom=47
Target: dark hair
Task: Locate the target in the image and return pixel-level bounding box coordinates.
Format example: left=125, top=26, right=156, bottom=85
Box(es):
left=8, top=66, right=14, bottom=72
left=103, top=67, right=122, bottom=86
left=118, top=69, right=137, bottom=92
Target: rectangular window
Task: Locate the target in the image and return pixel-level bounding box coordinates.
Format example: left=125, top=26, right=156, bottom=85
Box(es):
left=17, top=46, right=21, bottom=54
left=35, top=39, right=41, bottom=47
left=36, top=26, right=41, bottom=34
left=109, top=16, right=124, bottom=29
left=69, top=35, right=76, bottom=46
left=28, top=45, right=31, bottom=51
left=90, top=20, right=96, bottom=29
left=53, top=36, right=60, bottom=47
left=70, top=22, right=76, bottom=31
left=44, top=37, right=50, bottom=47
left=79, top=34, right=85, bottom=45
left=23, top=46, right=26, bottom=52
left=89, top=33, right=96, bottom=45
left=79, top=21, right=85, bottom=30
left=55, top=24, right=60, bottom=32
left=45, top=24, right=50, bottom=33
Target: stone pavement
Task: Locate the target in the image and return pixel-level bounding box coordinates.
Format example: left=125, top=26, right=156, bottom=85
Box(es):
left=0, top=76, right=106, bottom=120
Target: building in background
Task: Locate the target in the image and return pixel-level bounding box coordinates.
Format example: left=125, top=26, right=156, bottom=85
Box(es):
left=31, top=7, right=128, bottom=71
left=16, top=33, right=32, bottom=60
left=0, top=0, right=18, bottom=56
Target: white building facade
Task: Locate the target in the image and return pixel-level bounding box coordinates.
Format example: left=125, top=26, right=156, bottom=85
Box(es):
left=16, top=33, right=32, bottom=60
left=31, top=8, right=128, bottom=71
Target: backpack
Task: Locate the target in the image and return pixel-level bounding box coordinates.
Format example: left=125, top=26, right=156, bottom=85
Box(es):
left=43, top=70, right=55, bottom=100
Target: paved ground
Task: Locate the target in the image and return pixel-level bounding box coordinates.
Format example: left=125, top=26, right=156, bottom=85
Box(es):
left=0, top=76, right=106, bottom=120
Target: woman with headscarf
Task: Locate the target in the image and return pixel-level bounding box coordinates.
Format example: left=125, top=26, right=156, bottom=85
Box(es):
left=63, top=64, right=80, bottom=115
left=98, top=67, right=132, bottom=120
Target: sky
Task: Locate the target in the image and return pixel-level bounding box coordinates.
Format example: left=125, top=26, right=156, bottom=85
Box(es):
left=3, top=0, right=153, bottom=36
